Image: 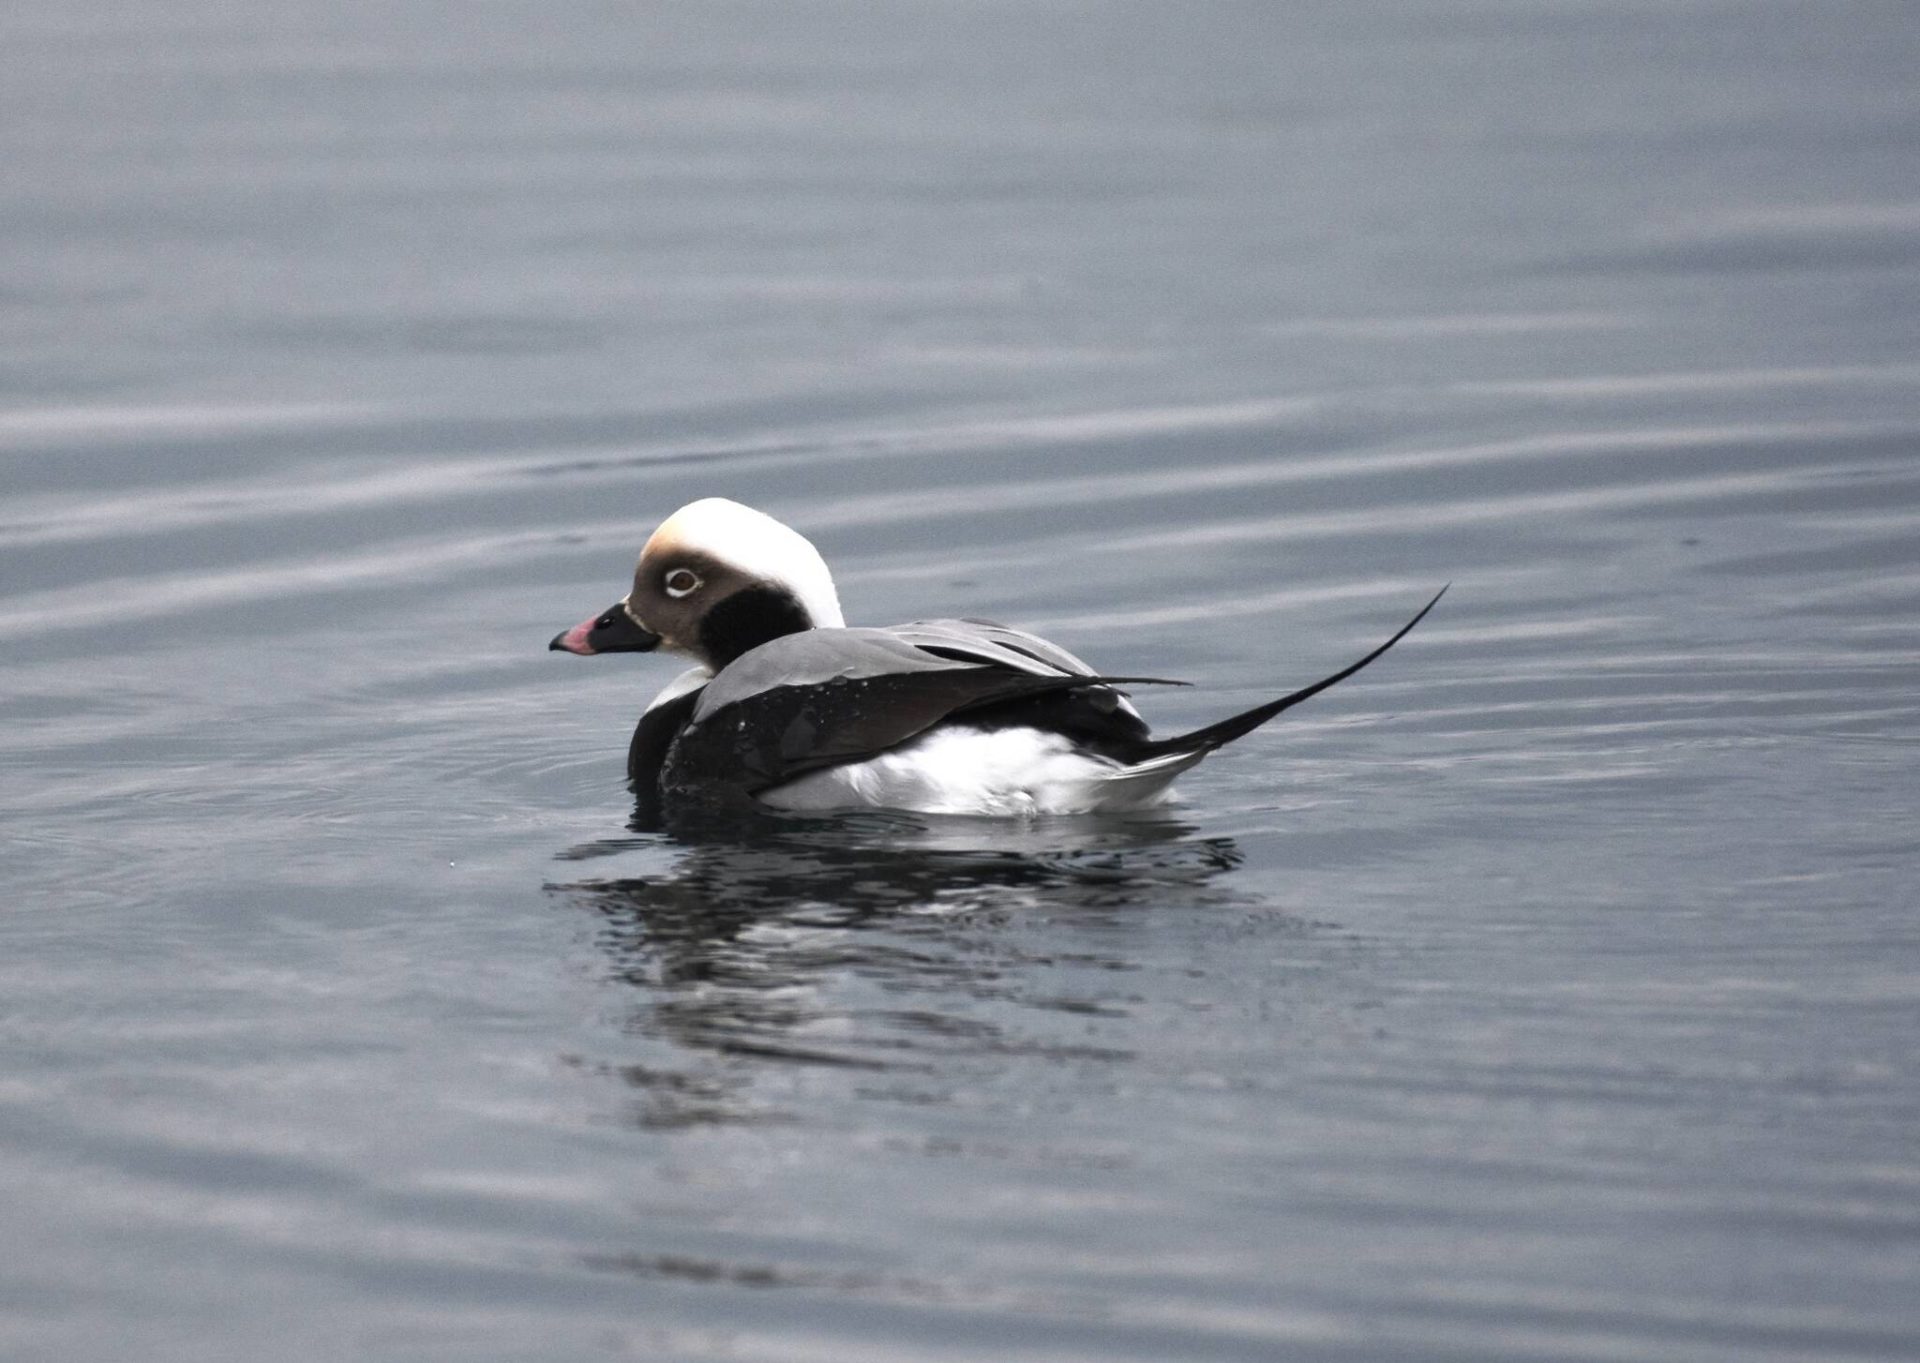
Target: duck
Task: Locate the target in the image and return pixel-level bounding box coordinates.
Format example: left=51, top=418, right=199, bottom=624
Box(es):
left=550, top=497, right=1443, bottom=825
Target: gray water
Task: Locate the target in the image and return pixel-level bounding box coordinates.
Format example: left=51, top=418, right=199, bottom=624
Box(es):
left=5, top=2, right=1919, bottom=1359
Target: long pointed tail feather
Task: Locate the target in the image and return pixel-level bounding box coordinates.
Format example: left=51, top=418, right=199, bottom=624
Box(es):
left=1133, top=585, right=1447, bottom=760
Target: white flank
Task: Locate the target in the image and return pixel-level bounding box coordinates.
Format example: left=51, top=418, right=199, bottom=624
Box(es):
left=757, top=725, right=1200, bottom=816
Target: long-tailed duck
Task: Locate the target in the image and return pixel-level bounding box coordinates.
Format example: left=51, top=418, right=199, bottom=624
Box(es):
left=551, top=498, right=1442, bottom=823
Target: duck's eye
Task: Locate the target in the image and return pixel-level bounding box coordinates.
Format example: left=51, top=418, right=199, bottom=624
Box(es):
left=663, top=568, right=701, bottom=598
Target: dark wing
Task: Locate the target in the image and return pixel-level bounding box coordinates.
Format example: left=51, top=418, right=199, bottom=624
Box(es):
left=886, top=618, right=1105, bottom=678
left=880, top=618, right=1161, bottom=758
left=663, top=626, right=1179, bottom=802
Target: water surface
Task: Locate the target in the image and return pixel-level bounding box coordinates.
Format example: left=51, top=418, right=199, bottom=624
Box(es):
left=4, top=2, right=1919, bottom=1359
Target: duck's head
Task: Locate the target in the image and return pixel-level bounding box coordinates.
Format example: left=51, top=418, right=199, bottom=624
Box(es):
left=549, top=498, right=844, bottom=671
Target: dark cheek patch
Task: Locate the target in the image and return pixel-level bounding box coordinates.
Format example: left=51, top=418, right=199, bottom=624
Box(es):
left=697, top=585, right=815, bottom=669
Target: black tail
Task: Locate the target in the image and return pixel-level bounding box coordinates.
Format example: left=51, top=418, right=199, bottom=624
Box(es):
left=1131, top=585, right=1447, bottom=760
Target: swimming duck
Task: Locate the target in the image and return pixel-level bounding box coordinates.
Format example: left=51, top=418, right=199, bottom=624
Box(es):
left=551, top=498, right=1442, bottom=824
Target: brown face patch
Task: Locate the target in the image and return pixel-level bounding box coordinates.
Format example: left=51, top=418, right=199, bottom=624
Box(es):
left=627, top=545, right=749, bottom=660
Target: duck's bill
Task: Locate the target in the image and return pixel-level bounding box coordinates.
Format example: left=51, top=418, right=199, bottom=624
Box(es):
left=549, top=602, right=661, bottom=655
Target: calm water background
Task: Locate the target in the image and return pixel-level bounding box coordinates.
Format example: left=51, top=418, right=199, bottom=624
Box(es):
left=4, top=2, right=1919, bottom=1359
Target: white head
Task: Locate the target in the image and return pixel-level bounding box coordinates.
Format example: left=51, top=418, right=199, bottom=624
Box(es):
left=549, top=498, right=844, bottom=671
left=636, top=498, right=843, bottom=633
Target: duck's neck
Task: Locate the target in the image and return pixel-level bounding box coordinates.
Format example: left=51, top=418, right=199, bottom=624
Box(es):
left=698, top=583, right=818, bottom=669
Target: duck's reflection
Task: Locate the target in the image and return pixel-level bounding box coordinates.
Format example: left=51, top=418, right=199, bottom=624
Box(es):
left=547, top=804, right=1250, bottom=1129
